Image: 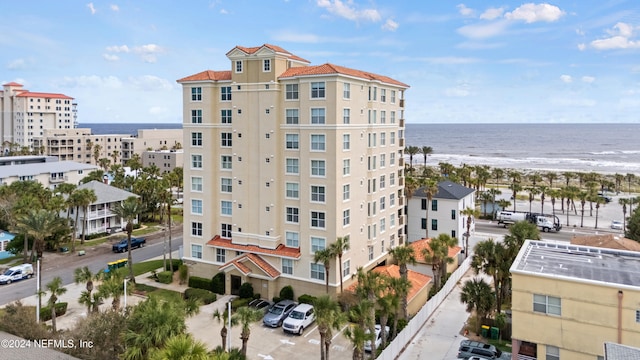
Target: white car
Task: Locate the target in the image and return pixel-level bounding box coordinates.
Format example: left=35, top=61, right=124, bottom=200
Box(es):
left=364, top=324, right=390, bottom=352
left=611, top=220, right=623, bottom=230
left=282, top=303, right=315, bottom=335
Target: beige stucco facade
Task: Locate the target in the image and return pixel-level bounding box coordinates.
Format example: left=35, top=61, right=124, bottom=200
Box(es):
left=178, top=44, right=408, bottom=299
left=142, top=149, right=184, bottom=174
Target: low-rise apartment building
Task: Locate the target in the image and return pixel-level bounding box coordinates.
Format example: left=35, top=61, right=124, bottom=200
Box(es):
left=0, top=155, right=97, bottom=189
left=142, top=149, right=184, bottom=174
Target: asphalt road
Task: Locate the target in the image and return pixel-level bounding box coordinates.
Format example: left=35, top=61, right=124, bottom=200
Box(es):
left=474, top=220, right=618, bottom=242
left=0, top=233, right=183, bottom=306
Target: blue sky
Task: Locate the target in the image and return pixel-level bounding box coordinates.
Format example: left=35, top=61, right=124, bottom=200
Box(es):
left=1, top=1, right=639, bottom=124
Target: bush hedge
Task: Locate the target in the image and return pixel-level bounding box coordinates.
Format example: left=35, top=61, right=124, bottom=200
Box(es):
left=184, top=288, right=217, bottom=305
left=239, top=282, right=254, bottom=299
left=211, top=273, right=225, bottom=294
left=279, top=285, right=294, bottom=301
left=164, top=259, right=183, bottom=272
left=188, top=276, right=212, bottom=291
left=298, top=294, right=317, bottom=305
left=40, top=302, right=68, bottom=322
left=231, top=298, right=250, bottom=311
left=157, top=270, right=173, bottom=284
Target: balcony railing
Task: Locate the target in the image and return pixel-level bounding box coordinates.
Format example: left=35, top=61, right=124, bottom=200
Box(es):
left=399, top=99, right=405, bottom=108
left=399, top=118, right=405, bottom=127
left=399, top=138, right=405, bottom=147
left=50, top=175, right=68, bottom=183
left=86, top=209, right=114, bottom=219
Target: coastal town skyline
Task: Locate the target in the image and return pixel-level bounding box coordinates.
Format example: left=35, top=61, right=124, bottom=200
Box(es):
left=1, top=1, right=639, bottom=124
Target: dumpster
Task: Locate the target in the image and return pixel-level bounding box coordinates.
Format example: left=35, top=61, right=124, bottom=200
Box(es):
left=481, top=325, right=490, bottom=338
left=490, top=326, right=499, bottom=340
left=116, top=259, right=128, bottom=268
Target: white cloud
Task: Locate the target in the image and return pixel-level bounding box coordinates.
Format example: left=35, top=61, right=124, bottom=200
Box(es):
left=382, top=19, right=399, bottom=32
left=87, top=2, right=96, bottom=15
left=129, top=75, right=173, bottom=91
left=148, top=107, right=167, bottom=115
left=457, top=20, right=509, bottom=39
left=505, top=3, right=565, bottom=23
left=220, top=9, right=228, bottom=14
left=560, top=74, right=572, bottom=83
left=581, top=76, right=595, bottom=83
left=480, top=7, right=504, bottom=21
left=444, top=86, right=471, bottom=97
left=106, top=45, right=130, bottom=53
left=110, top=4, right=119, bottom=11
left=60, top=75, right=123, bottom=89
left=7, top=58, right=27, bottom=70
left=577, top=43, right=586, bottom=51
left=421, top=56, right=480, bottom=64
left=102, top=53, right=119, bottom=62
left=551, top=97, right=596, bottom=107
left=457, top=4, right=475, bottom=17
left=316, top=0, right=381, bottom=22
left=588, top=22, right=640, bottom=50
left=104, top=44, right=163, bottom=63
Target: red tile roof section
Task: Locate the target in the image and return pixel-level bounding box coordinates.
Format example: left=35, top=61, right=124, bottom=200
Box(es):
left=219, top=253, right=281, bottom=279
left=230, top=44, right=310, bottom=63
left=346, top=265, right=432, bottom=302
left=220, top=257, right=252, bottom=275
left=15, top=91, right=73, bottom=99
left=409, top=238, right=462, bottom=264
left=176, top=70, right=232, bottom=83
left=2, top=82, right=23, bottom=87
left=279, top=63, right=409, bottom=88
left=206, top=236, right=301, bottom=259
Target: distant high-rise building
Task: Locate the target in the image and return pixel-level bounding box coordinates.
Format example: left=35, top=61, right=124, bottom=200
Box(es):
left=177, top=44, right=409, bottom=299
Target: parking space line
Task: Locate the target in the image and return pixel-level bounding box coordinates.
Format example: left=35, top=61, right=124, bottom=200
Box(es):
left=303, top=324, right=319, bottom=338
left=331, top=324, right=348, bottom=341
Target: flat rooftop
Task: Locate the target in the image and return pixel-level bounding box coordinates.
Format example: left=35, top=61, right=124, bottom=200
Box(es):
left=511, top=240, right=640, bottom=288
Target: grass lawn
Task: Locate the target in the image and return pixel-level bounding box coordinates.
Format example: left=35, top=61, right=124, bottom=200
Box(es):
left=113, top=259, right=165, bottom=277
left=134, top=283, right=182, bottom=301
left=488, top=338, right=512, bottom=353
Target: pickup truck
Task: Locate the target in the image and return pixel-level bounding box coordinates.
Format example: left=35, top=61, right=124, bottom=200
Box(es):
left=112, top=237, right=146, bottom=253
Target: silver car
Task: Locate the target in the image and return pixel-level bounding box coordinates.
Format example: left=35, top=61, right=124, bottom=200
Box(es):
left=262, top=300, right=296, bottom=328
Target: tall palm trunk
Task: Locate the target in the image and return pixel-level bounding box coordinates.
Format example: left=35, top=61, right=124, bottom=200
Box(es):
left=81, top=205, right=89, bottom=244
left=168, top=201, right=173, bottom=272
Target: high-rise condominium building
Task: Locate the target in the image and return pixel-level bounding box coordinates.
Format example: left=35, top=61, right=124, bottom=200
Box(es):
left=177, top=44, right=409, bottom=299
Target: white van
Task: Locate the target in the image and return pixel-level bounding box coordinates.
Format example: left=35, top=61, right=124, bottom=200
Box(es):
left=0, top=264, right=34, bottom=285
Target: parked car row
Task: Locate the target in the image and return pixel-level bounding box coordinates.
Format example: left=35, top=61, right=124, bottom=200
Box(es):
left=261, top=299, right=316, bottom=335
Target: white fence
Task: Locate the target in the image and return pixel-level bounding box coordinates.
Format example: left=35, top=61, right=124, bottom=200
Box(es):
left=377, top=256, right=472, bottom=360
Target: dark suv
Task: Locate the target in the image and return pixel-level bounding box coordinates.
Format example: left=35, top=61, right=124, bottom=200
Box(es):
left=457, top=340, right=500, bottom=359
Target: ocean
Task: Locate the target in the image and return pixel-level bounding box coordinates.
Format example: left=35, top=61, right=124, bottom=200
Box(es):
left=81, top=122, right=640, bottom=175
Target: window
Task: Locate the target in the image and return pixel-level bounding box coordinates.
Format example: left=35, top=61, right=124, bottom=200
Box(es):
left=343, top=134, right=350, bottom=150
left=343, top=159, right=350, bottom=175
left=286, top=84, right=299, bottom=100
left=380, top=132, right=386, bottom=146
left=191, top=244, right=202, bottom=259
left=451, top=210, right=456, bottom=220
left=286, top=134, right=299, bottom=149
left=221, top=109, right=232, bottom=124
left=286, top=231, right=299, bottom=248
left=286, top=109, right=299, bottom=124
left=343, top=209, right=350, bottom=226
left=191, top=222, right=203, bottom=237
left=390, top=193, right=395, bottom=206
left=221, top=223, right=232, bottom=238
left=534, top=294, right=562, bottom=315
left=311, top=263, right=325, bottom=280
left=221, top=201, right=232, bottom=216
left=311, top=211, right=326, bottom=228
left=343, top=108, right=350, bottom=124
left=191, top=155, right=202, bottom=169
left=191, top=132, right=202, bottom=146
left=221, top=178, right=232, bottom=193
left=391, top=90, right=396, bottom=103
left=636, top=310, right=640, bottom=323
left=452, top=230, right=456, bottom=238
left=343, top=83, right=350, bottom=99
left=368, top=246, right=374, bottom=261
left=311, top=108, right=325, bottom=124
left=546, top=345, right=559, bottom=360
left=191, top=87, right=202, bottom=101
left=311, top=185, right=325, bottom=202
left=380, top=89, right=386, bottom=102
left=191, top=109, right=202, bottom=123
left=390, top=131, right=396, bottom=145
left=282, top=259, right=293, bottom=275
left=221, top=155, right=232, bottom=170
left=380, top=196, right=386, bottom=211
left=311, top=82, right=325, bottom=98
left=286, top=207, right=299, bottom=223
left=390, top=111, right=396, bottom=124
left=311, top=237, right=326, bottom=252
left=432, top=200, right=438, bottom=211
left=421, top=218, right=427, bottom=230
left=286, top=158, right=299, bottom=174
left=221, top=133, right=232, bottom=147
left=343, top=184, right=350, bottom=200
left=221, top=86, right=232, bottom=101
left=311, top=160, right=326, bottom=176
left=380, top=218, right=386, bottom=232
left=311, top=134, right=325, bottom=151
left=235, top=60, right=242, bottom=73
left=390, top=213, right=396, bottom=228
left=191, top=199, right=203, bottom=214
left=216, top=248, right=226, bottom=263
left=263, top=59, right=271, bottom=72
left=343, top=259, right=350, bottom=277
left=431, top=219, right=438, bottom=231
left=390, top=152, right=396, bottom=166
left=191, top=177, right=203, bottom=192
left=286, top=182, right=299, bottom=198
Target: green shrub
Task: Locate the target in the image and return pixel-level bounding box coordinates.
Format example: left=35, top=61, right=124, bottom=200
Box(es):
left=231, top=298, right=250, bottom=311
left=164, top=259, right=183, bottom=272
left=279, top=285, right=294, bottom=301
left=298, top=294, right=317, bottom=305
left=40, top=302, right=68, bottom=322
left=184, top=288, right=217, bottom=305
left=272, top=296, right=282, bottom=304
left=157, top=270, right=173, bottom=284
left=188, top=276, right=212, bottom=291
left=211, top=273, right=225, bottom=294
left=252, top=293, right=260, bottom=300
left=178, top=264, right=188, bottom=285
left=238, top=282, right=254, bottom=299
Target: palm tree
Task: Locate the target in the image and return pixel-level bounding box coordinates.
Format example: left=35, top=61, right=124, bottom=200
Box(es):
left=314, top=248, right=333, bottom=294
left=578, top=190, right=588, bottom=227
left=460, top=277, right=495, bottom=335
left=387, top=246, right=416, bottom=320
left=330, top=236, right=350, bottom=293
left=387, top=277, right=409, bottom=339
left=111, top=196, right=142, bottom=282
left=420, top=146, right=433, bottom=167
left=620, top=198, right=629, bottom=230
left=419, top=178, right=439, bottom=239
left=74, top=266, right=99, bottom=313
left=212, top=308, right=235, bottom=352
left=97, top=271, right=130, bottom=310
left=148, top=334, right=210, bottom=360
left=421, top=233, right=457, bottom=289
left=507, top=170, right=522, bottom=211
left=496, top=199, right=511, bottom=213
left=491, top=167, right=504, bottom=189
left=111, top=150, right=120, bottom=166
left=98, top=157, right=111, bottom=171
left=314, top=295, right=347, bottom=360
left=526, top=186, right=540, bottom=213
left=471, top=239, right=509, bottom=313
left=92, top=143, right=102, bottom=165
left=404, top=146, right=419, bottom=171
left=562, top=186, right=580, bottom=226
left=461, top=207, right=480, bottom=258
left=344, top=300, right=374, bottom=360
left=353, top=268, right=385, bottom=356
left=376, top=291, right=396, bottom=350
left=76, top=188, right=97, bottom=244
left=544, top=171, right=558, bottom=189
left=45, top=276, right=67, bottom=333
left=232, top=306, right=263, bottom=358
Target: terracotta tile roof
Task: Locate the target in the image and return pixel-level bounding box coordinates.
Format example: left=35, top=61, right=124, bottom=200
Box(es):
left=279, top=63, right=409, bottom=88
left=176, top=70, right=232, bottom=83
left=206, top=236, right=301, bottom=259
left=15, top=91, right=73, bottom=99
left=2, top=82, right=23, bottom=87
left=229, top=44, right=310, bottom=63
left=571, top=234, right=640, bottom=252
left=219, top=253, right=281, bottom=279
left=346, top=265, right=432, bottom=302
left=409, top=238, right=462, bottom=264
